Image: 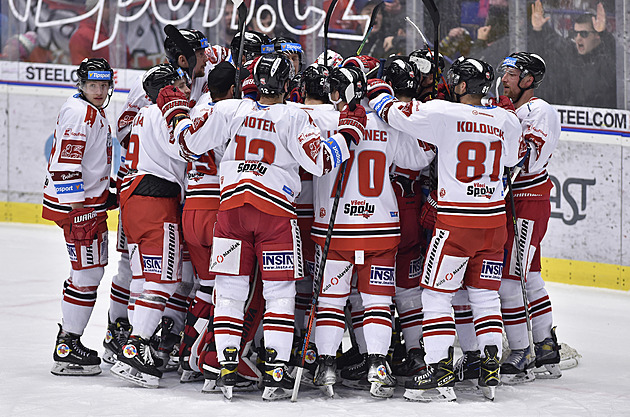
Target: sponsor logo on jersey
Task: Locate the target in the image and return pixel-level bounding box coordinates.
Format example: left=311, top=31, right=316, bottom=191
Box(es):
left=262, top=251, right=294, bottom=271
left=62, top=128, right=86, bottom=138
left=319, top=207, right=326, bottom=218
left=143, top=255, right=162, bottom=275
left=59, top=140, right=85, bottom=163
left=322, top=263, right=352, bottom=294
left=344, top=200, right=375, bottom=218
left=54, top=182, right=84, bottom=194
left=283, top=185, right=294, bottom=197
left=409, top=256, right=424, bottom=279
left=370, top=265, right=395, bottom=286
left=390, top=211, right=398, bottom=217
left=467, top=182, right=495, bottom=199
left=164, top=223, right=177, bottom=280
left=237, top=161, right=267, bottom=176
left=66, top=243, right=77, bottom=262
left=480, top=260, right=503, bottom=281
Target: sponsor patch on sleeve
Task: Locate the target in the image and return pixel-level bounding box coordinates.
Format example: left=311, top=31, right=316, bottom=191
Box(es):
left=54, top=181, right=84, bottom=194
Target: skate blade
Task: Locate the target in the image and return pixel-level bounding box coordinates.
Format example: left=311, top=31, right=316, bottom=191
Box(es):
left=110, top=361, right=159, bottom=388
left=317, top=385, right=335, bottom=398
left=403, top=387, right=456, bottom=402
left=501, top=368, right=535, bottom=385
left=201, top=379, right=217, bottom=393
left=262, top=386, right=292, bottom=401
left=102, top=348, right=117, bottom=365
left=341, top=378, right=371, bottom=390
left=369, top=382, right=395, bottom=399
left=180, top=370, right=204, bottom=383
left=480, top=385, right=495, bottom=401
left=221, top=386, right=233, bottom=400
left=559, top=357, right=579, bottom=371
left=533, top=364, right=562, bottom=379
left=455, top=379, right=480, bottom=392
left=51, top=361, right=101, bottom=376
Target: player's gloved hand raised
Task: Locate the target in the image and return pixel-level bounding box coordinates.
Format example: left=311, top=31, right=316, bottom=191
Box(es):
left=419, top=190, right=438, bottom=231
left=343, top=55, right=380, bottom=75
left=338, top=104, right=367, bottom=146
left=488, top=95, right=515, bottom=111
left=157, top=86, right=189, bottom=126
left=366, top=78, right=394, bottom=101
left=68, top=207, right=98, bottom=247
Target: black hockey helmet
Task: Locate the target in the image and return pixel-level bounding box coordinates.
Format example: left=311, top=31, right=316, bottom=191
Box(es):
left=272, top=36, right=304, bottom=71
left=328, top=66, right=366, bottom=107
left=500, top=52, right=546, bottom=89
left=164, top=29, right=209, bottom=65
left=142, top=63, right=187, bottom=104
left=77, top=57, right=114, bottom=87
left=409, top=48, right=445, bottom=75
left=301, top=63, right=330, bottom=101
left=253, top=51, right=295, bottom=96
left=383, top=57, right=418, bottom=95
left=230, top=31, right=273, bottom=64
left=446, top=56, right=494, bottom=97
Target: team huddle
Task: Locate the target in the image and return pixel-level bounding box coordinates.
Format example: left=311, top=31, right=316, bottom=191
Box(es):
left=44, top=25, right=566, bottom=403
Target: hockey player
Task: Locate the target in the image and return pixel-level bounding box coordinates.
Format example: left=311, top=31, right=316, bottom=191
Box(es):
left=498, top=52, right=562, bottom=382
left=409, top=49, right=445, bottom=102
left=272, top=36, right=304, bottom=73
left=382, top=57, right=436, bottom=378
left=368, top=56, right=524, bottom=401
left=109, top=63, right=190, bottom=388
left=160, top=51, right=366, bottom=400
left=309, top=66, right=433, bottom=398
left=229, top=30, right=272, bottom=67
left=44, top=58, right=115, bottom=376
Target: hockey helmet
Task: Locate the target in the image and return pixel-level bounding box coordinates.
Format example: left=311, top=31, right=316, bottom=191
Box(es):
left=164, top=29, right=209, bottom=64
left=383, top=57, right=418, bottom=95
left=446, top=56, right=494, bottom=97
left=410, top=48, right=445, bottom=75
left=230, top=31, right=273, bottom=64
left=315, top=50, right=344, bottom=68
left=77, top=57, right=114, bottom=88
left=142, top=63, right=187, bottom=104
left=328, top=66, right=366, bottom=107
left=272, top=36, right=304, bottom=71
left=253, top=52, right=295, bottom=96
left=500, top=52, right=546, bottom=89
left=301, top=63, right=330, bottom=101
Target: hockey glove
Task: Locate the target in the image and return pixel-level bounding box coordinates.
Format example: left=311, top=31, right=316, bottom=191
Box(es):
left=391, top=175, right=416, bottom=198
left=488, top=95, right=515, bottom=111
left=157, top=86, right=189, bottom=126
left=419, top=190, right=438, bottom=231
left=366, top=78, right=394, bottom=101
left=343, top=55, right=380, bottom=76
left=435, top=83, right=448, bottom=101
left=69, top=207, right=98, bottom=247
left=338, top=104, right=367, bottom=146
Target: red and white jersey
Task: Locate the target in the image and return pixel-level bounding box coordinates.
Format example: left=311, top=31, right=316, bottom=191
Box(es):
left=117, top=75, right=151, bottom=146
left=175, top=99, right=349, bottom=218
left=43, top=94, right=112, bottom=221
left=513, top=97, right=561, bottom=200
left=385, top=99, right=523, bottom=229
left=120, top=104, right=188, bottom=204
left=302, top=105, right=434, bottom=251
left=184, top=92, right=221, bottom=211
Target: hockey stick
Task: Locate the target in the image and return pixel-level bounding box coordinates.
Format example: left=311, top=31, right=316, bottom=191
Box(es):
left=233, top=0, right=247, bottom=99
left=503, top=148, right=529, bottom=197
left=421, top=0, right=440, bottom=100
left=164, top=24, right=197, bottom=81
left=356, top=1, right=384, bottom=56
left=505, top=165, right=536, bottom=364
left=323, top=0, right=340, bottom=68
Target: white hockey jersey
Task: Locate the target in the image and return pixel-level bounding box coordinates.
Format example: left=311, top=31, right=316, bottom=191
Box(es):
left=120, top=104, right=188, bottom=205
left=382, top=99, right=523, bottom=229
left=512, top=97, right=561, bottom=200
left=43, top=94, right=112, bottom=221
left=174, top=99, right=350, bottom=218
left=303, top=104, right=434, bottom=251
left=183, top=92, right=221, bottom=211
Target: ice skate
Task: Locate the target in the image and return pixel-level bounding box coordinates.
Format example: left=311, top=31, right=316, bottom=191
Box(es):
left=558, top=342, right=581, bottom=370
left=216, top=347, right=239, bottom=400
left=111, top=335, right=162, bottom=388
left=478, top=345, right=500, bottom=401
left=51, top=324, right=101, bottom=376
left=313, top=355, right=336, bottom=398
left=501, top=346, right=535, bottom=385
left=392, top=347, right=427, bottom=380
left=154, top=316, right=180, bottom=373
left=453, top=350, right=480, bottom=391
left=261, top=348, right=294, bottom=401
left=102, top=318, right=132, bottom=365
left=366, top=354, right=397, bottom=398
left=534, top=327, right=562, bottom=379
left=403, top=347, right=456, bottom=402
left=340, top=353, right=370, bottom=390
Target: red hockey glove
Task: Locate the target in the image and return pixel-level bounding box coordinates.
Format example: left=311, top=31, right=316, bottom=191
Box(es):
left=436, top=83, right=448, bottom=100
left=488, top=95, right=515, bottom=111
left=69, top=207, right=98, bottom=246
left=338, top=104, right=367, bottom=146
left=419, top=190, right=438, bottom=231
left=157, top=86, right=189, bottom=126
left=366, top=78, right=394, bottom=101
left=288, top=86, right=303, bottom=103
left=343, top=55, right=380, bottom=75
left=241, top=74, right=258, bottom=99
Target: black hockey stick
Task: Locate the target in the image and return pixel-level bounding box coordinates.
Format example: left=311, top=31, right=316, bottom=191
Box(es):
left=505, top=164, right=536, bottom=364
left=164, top=24, right=197, bottom=81
left=233, top=0, right=247, bottom=99
left=356, top=1, right=384, bottom=56
left=421, top=0, right=440, bottom=99
left=291, top=0, right=342, bottom=402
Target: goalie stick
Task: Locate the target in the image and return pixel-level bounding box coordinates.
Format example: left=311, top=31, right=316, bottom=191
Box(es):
left=164, top=24, right=197, bottom=81
left=233, top=0, right=247, bottom=99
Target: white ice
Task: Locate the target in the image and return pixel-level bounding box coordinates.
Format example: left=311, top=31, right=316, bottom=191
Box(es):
left=1, top=223, right=629, bottom=416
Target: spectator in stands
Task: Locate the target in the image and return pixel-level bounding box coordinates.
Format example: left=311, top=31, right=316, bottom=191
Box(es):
left=69, top=0, right=113, bottom=65
left=0, top=31, right=53, bottom=62
left=530, top=0, right=616, bottom=108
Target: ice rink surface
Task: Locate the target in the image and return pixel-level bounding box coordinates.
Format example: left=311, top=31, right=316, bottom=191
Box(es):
left=1, top=223, right=629, bottom=417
